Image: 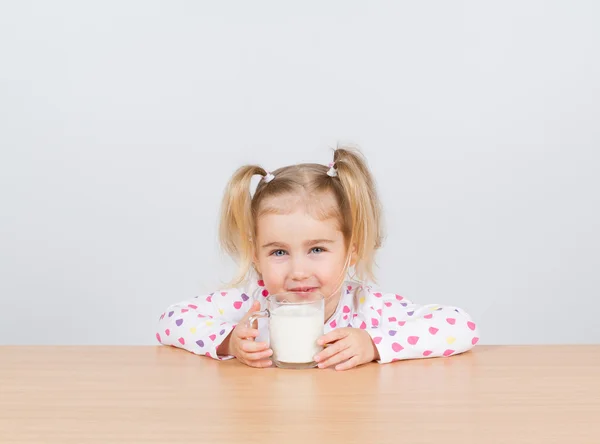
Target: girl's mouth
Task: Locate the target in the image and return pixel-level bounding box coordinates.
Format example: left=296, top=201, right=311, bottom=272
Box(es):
left=288, top=287, right=318, bottom=293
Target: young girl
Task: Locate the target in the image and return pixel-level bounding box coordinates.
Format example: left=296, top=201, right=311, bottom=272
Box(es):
left=157, top=148, right=479, bottom=370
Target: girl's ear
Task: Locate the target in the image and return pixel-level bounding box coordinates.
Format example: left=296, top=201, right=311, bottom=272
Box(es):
left=349, top=243, right=358, bottom=267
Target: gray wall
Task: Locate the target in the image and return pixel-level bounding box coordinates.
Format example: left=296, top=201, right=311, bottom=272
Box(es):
left=1, top=1, right=598, bottom=345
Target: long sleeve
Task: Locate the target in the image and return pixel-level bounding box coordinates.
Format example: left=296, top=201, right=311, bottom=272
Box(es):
left=351, top=286, right=480, bottom=364
left=156, top=282, right=260, bottom=360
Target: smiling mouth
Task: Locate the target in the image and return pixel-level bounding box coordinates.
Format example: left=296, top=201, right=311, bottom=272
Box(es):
left=288, top=287, right=318, bottom=292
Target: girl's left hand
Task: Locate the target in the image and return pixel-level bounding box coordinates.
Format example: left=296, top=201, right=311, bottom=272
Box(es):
left=314, top=328, right=380, bottom=371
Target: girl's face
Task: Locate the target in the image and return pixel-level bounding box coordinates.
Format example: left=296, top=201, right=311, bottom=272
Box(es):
left=253, top=194, right=352, bottom=312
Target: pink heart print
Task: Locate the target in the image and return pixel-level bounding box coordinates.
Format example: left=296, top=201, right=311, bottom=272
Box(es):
left=407, top=336, right=419, bottom=345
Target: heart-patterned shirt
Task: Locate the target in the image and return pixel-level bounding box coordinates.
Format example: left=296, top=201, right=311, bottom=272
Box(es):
left=156, top=279, right=479, bottom=364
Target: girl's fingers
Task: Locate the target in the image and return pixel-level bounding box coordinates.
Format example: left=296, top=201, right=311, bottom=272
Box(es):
left=335, top=355, right=361, bottom=371
left=241, top=340, right=272, bottom=354
left=243, top=348, right=273, bottom=362
left=234, top=327, right=259, bottom=340
left=317, top=328, right=349, bottom=346
left=241, top=340, right=269, bottom=353
left=240, top=301, right=262, bottom=328
left=318, top=347, right=354, bottom=369
left=314, top=339, right=349, bottom=363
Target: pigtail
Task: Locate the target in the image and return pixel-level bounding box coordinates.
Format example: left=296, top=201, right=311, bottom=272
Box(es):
left=332, top=147, right=383, bottom=283
left=219, top=164, right=267, bottom=286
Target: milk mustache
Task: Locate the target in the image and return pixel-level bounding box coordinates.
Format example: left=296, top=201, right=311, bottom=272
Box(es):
left=269, top=304, right=324, bottom=364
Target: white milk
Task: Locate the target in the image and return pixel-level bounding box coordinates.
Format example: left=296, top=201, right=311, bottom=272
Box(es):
left=269, top=304, right=324, bottom=364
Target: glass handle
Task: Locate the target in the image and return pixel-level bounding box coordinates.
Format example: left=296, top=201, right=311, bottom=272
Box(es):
left=247, top=309, right=270, bottom=329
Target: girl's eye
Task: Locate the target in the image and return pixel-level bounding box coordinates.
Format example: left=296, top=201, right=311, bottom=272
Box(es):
left=311, top=247, right=325, bottom=254
left=271, top=250, right=287, bottom=257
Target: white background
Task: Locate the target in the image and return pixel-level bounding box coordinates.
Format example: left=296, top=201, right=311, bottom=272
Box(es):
left=1, top=1, right=598, bottom=345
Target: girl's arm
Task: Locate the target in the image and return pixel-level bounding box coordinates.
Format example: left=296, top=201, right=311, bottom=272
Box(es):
left=352, top=287, right=480, bottom=364
left=156, top=286, right=256, bottom=360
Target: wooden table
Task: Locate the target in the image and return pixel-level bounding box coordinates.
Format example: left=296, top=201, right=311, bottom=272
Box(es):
left=1, top=346, right=599, bottom=443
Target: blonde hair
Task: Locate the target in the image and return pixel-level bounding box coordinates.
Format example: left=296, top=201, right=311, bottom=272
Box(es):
left=219, top=147, right=384, bottom=287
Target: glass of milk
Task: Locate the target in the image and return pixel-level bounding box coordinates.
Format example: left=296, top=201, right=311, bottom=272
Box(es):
left=248, top=292, right=324, bottom=369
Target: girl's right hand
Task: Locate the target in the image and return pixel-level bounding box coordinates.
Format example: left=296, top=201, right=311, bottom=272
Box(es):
left=227, top=301, right=273, bottom=368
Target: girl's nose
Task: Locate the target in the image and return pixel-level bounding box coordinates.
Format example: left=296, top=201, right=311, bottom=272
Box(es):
left=289, top=257, right=310, bottom=280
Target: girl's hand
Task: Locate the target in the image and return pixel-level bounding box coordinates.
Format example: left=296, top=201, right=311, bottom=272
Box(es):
left=219, top=301, right=273, bottom=368
left=314, top=327, right=380, bottom=371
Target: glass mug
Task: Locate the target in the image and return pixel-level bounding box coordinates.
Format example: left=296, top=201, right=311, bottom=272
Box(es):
left=248, top=291, right=325, bottom=369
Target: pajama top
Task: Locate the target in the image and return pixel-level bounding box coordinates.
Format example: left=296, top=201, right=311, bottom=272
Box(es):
left=156, top=278, right=480, bottom=364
